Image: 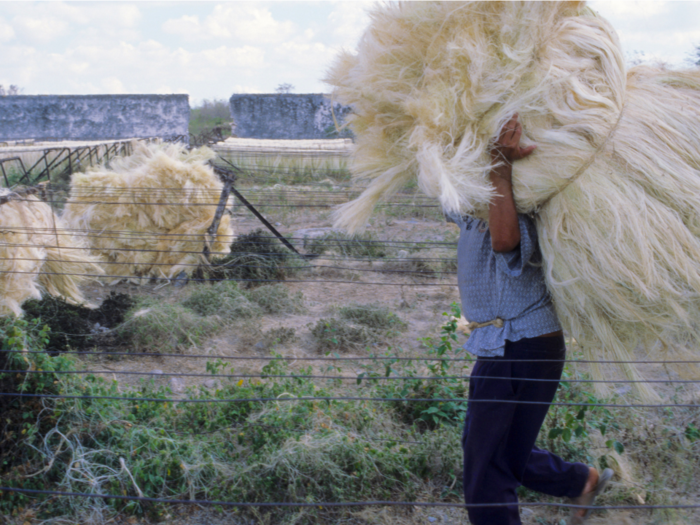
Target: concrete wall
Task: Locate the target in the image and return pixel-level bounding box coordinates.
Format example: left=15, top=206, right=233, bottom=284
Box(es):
left=229, top=94, right=352, bottom=140
left=0, top=95, right=189, bottom=141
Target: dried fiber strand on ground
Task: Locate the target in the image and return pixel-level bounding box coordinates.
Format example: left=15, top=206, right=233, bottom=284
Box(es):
left=62, top=143, right=234, bottom=281
left=0, top=190, right=103, bottom=316
left=327, top=1, right=700, bottom=396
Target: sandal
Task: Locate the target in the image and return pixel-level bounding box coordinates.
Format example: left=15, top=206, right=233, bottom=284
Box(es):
left=569, top=468, right=614, bottom=524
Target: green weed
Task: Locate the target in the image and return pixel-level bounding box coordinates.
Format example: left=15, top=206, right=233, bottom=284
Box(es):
left=360, top=303, right=469, bottom=429
left=0, top=323, right=463, bottom=523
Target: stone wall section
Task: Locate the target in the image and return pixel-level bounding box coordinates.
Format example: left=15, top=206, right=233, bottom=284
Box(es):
left=229, top=94, right=352, bottom=140
left=0, top=95, right=189, bottom=141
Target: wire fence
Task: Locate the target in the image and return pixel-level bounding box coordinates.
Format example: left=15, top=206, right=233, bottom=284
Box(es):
left=8, top=487, right=700, bottom=511
left=1, top=151, right=699, bottom=519
left=3, top=368, right=700, bottom=384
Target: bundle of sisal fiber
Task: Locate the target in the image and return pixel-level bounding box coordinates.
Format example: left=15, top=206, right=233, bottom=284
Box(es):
left=0, top=189, right=103, bottom=316
left=61, top=143, right=234, bottom=282
left=327, top=1, right=700, bottom=396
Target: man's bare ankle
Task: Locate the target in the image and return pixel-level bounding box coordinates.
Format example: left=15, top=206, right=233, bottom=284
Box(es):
left=582, top=467, right=599, bottom=495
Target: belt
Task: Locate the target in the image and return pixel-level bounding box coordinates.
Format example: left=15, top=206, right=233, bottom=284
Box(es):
left=466, top=317, right=504, bottom=331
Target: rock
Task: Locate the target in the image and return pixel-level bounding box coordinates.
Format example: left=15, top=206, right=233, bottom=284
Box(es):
left=521, top=508, right=534, bottom=518
left=614, top=385, right=631, bottom=396
left=169, top=377, right=186, bottom=393
left=172, top=271, right=188, bottom=287
left=254, top=341, right=269, bottom=351
left=397, top=250, right=409, bottom=259
left=90, top=322, right=110, bottom=335
left=149, top=369, right=165, bottom=386
left=204, top=379, right=218, bottom=389
left=427, top=518, right=437, bottom=523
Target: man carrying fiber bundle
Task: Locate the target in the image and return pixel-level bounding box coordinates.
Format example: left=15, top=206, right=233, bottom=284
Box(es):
left=453, top=114, right=613, bottom=525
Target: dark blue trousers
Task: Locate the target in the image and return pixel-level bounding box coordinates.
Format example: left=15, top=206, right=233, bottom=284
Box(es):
left=462, top=335, right=589, bottom=525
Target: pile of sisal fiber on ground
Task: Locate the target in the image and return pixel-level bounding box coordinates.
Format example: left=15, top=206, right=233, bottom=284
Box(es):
left=0, top=189, right=102, bottom=316
left=327, top=1, right=700, bottom=397
left=61, top=143, right=234, bottom=282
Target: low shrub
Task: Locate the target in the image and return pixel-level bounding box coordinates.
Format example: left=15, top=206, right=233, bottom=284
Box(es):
left=247, top=283, right=305, bottom=314
left=182, top=281, right=261, bottom=320
left=310, top=304, right=405, bottom=351
left=338, top=304, right=405, bottom=331
left=310, top=317, right=378, bottom=351
left=117, top=300, right=221, bottom=353
left=262, top=326, right=298, bottom=346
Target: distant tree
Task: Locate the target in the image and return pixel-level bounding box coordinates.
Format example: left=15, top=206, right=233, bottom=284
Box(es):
left=194, top=99, right=231, bottom=121
left=275, top=83, right=295, bottom=94
left=189, top=98, right=233, bottom=140
left=693, top=45, right=700, bottom=66
left=0, top=85, right=21, bottom=96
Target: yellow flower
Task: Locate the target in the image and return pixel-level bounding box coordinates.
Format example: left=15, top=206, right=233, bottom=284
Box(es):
left=237, top=379, right=244, bottom=387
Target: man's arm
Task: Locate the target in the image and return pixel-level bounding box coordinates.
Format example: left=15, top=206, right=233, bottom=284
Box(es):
left=488, top=114, right=536, bottom=253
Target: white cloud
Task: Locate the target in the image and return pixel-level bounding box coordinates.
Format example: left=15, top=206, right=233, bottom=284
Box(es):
left=274, top=39, right=335, bottom=69
left=0, top=17, right=15, bottom=42
left=12, top=15, right=69, bottom=43
left=162, top=15, right=201, bottom=37
left=163, top=4, right=295, bottom=44
left=589, top=1, right=668, bottom=18
left=200, top=45, right=266, bottom=68
left=102, top=76, right=126, bottom=94
left=6, top=1, right=694, bottom=103
left=591, top=1, right=700, bottom=67
left=328, top=1, right=373, bottom=49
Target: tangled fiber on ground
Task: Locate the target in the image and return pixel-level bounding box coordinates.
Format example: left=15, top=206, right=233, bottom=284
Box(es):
left=206, top=228, right=303, bottom=286
left=0, top=190, right=103, bottom=316
left=327, top=1, right=700, bottom=395
left=61, top=143, right=234, bottom=282
left=23, top=292, right=135, bottom=352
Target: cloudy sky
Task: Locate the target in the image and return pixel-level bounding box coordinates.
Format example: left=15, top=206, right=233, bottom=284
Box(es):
left=0, top=1, right=699, bottom=106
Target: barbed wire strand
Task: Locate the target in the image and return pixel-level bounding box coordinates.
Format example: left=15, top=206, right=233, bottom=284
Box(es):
left=9, top=196, right=441, bottom=209
left=0, top=486, right=697, bottom=511
left=1, top=392, right=698, bottom=408
left=0, top=228, right=458, bottom=246
left=0, top=241, right=458, bottom=261
left=4, top=348, right=700, bottom=365
left=1, top=369, right=698, bottom=384
left=0, top=269, right=461, bottom=287
left=0, top=259, right=457, bottom=277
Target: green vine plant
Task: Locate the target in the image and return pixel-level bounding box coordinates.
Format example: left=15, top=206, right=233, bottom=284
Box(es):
left=358, top=302, right=470, bottom=429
